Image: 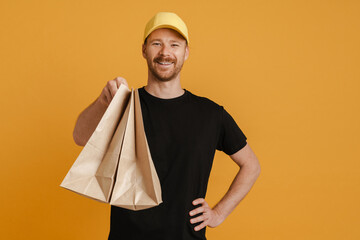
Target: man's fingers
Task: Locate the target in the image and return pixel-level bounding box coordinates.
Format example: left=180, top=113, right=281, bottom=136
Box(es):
left=192, top=198, right=205, bottom=206
left=108, top=81, right=118, bottom=98
left=114, top=77, right=122, bottom=88
left=189, top=206, right=205, bottom=216
left=189, top=198, right=213, bottom=231
left=104, top=88, right=112, bottom=105
left=190, top=214, right=205, bottom=224
left=194, top=221, right=207, bottom=231
left=98, top=77, right=128, bottom=106
left=114, top=76, right=128, bottom=88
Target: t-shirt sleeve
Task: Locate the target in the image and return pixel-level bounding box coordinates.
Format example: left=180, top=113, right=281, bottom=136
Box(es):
left=216, top=107, right=247, bottom=155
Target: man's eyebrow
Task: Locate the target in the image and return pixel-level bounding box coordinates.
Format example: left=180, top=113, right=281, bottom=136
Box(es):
left=149, top=39, right=183, bottom=44
left=170, top=40, right=182, bottom=43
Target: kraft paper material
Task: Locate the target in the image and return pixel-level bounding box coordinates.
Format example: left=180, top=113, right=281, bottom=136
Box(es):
left=60, top=84, right=162, bottom=210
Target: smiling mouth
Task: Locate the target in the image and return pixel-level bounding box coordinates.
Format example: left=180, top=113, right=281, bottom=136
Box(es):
left=155, top=61, right=174, bottom=70
left=156, top=61, right=174, bottom=65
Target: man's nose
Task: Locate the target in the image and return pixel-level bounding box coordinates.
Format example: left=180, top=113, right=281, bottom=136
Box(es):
left=159, top=44, right=171, bottom=56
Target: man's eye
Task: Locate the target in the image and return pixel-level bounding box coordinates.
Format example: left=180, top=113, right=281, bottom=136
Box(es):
left=152, top=42, right=160, bottom=46
left=172, top=44, right=179, bottom=47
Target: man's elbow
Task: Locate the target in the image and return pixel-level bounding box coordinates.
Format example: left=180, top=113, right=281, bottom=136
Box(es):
left=248, top=158, right=261, bottom=179
left=252, top=156, right=261, bottom=176
left=255, top=163, right=261, bottom=178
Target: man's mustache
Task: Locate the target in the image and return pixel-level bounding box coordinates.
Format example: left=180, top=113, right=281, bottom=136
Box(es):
left=154, top=57, right=176, bottom=63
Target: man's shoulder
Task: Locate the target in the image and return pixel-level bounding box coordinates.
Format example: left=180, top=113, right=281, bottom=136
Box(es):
left=186, top=89, right=223, bottom=111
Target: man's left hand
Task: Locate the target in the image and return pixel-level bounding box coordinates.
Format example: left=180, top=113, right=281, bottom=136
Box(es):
left=189, top=198, right=224, bottom=231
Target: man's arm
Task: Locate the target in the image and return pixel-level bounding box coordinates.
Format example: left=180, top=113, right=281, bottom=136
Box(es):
left=189, top=143, right=261, bottom=231
left=73, top=77, right=128, bottom=146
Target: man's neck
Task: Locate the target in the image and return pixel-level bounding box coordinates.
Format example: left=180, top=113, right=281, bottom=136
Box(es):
left=145, top=76, right=185, bottom=99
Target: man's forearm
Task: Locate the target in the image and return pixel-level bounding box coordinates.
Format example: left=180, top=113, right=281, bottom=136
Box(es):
left=212, top=164, right=260, bottom=222
left=73, top=97, right=107, bottom=146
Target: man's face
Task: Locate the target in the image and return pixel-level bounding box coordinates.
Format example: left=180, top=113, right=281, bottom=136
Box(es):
left=142, top=28, right=189, bottom=82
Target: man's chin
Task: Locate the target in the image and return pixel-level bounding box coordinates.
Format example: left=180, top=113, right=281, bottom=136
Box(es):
left=153, top=71, right=177, bottom=82
left=148, top=64, right=183, bottom=82
left=155, top=76, right=175, bottom=82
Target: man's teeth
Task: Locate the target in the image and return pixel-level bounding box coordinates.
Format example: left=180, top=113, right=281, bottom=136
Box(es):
left=157, top=62, right=172, bottom=65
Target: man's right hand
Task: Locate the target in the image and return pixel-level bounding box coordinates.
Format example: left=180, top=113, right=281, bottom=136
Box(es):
left=98, top=76, right=129, bottom=106
left=73, top=76, right=129, bottom=146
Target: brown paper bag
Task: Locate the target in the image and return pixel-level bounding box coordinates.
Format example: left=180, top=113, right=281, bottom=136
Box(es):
left=60, top=84, right=162, bottom=210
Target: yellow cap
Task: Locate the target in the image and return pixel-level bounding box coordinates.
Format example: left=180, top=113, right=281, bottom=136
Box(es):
left=143, top=12, right=189, bottom=45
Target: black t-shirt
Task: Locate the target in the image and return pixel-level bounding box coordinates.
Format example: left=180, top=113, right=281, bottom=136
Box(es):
left=108, top=87, right=247, bottom=240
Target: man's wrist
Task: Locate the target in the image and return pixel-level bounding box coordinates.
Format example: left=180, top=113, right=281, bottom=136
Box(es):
left=96, top=96, right=109, bottom=108
left=213, top=205, right=227, bottom=223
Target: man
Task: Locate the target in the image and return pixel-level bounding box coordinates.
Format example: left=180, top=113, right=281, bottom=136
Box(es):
left=73, top=12, right=260, bottom=240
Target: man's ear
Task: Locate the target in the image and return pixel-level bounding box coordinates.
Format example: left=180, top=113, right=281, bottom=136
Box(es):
left=142, top=43, right=147, bottom=59
left=184, top=45, right=190, bottom=61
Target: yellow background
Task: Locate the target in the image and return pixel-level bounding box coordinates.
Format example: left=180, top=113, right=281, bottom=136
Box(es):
left=1, top=0, right=359, bottom=239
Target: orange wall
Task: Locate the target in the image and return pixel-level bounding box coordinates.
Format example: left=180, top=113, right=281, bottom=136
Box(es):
left=1, top=0, right=359, bottom=239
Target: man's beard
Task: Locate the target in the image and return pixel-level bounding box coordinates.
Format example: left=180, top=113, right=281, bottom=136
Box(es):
left=147, top=56, right=184, bottom=82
